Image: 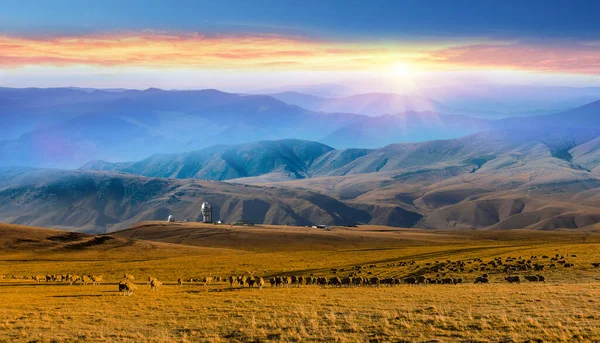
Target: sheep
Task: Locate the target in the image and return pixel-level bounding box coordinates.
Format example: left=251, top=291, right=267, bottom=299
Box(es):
left=124, top=282, right=137, bottom=296
left=118, top=280, right=128, bottom=293
left=178, top=278, right=183, bottom=287
left=203, top=276, right=213, bottom=286
left=283, top=276, right=291, bottom=288
left=474, top=276, right=489, bottom=284
left=256, top=277, right=265, bottom=290
left=291, top=276, right=300, bottom=287
left=352, top=277, right=364, bottom=287
left=328, top=276, right=342, bottom=287
left=369, top=277, right=380, bottom=287
left=524, top=275, right=539, bottom=282
left=246, top=276, right=256, bottom=289
left=147, top=276, right=157, bottom=285
left=237, top=276, right=246, bottom=287
left=403, top=276, right=417, bottom=285
left=441, top=278, right=454, bottom=284
left=150, top=279, right=162, bottom=292
left=341, top=276, right=352, bottom=287
left=69, top=275, right=81, bottom=285
left=123, top=273, right=135, bottom=282
left=505, top=276, right=521, bottom=283
left=81, top=275, right=93, bottom=285
left=91, top=275, right=103, bottom=285
left=317, top=277, right=328, bottom=287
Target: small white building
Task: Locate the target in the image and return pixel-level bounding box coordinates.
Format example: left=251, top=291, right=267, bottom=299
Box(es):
left=167, top=215, right=175, bottom=223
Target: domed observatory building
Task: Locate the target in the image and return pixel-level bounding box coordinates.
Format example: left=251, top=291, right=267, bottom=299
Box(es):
left=201, top=202, right=212, bottom=223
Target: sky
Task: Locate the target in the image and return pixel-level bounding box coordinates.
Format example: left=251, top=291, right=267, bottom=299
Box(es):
left=1, top=0, right=600, bottom=93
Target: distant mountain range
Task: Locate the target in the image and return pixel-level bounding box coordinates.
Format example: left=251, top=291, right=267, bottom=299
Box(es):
left=2, top=86, right=599, bottom=168
left=420, top=84, right=600, bottom=114
left=267, top=85, right=600, bottom=118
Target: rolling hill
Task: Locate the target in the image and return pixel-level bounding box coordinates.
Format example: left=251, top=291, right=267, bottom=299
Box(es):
left=3, top=123, right=600, bottom=233
left=0, top=168, right=421, bottom=233
left=82, top=139, right=335, bottom=181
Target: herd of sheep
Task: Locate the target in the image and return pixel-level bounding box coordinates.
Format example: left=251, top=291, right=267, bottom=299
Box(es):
left=0, top=253, right=589, bottom=296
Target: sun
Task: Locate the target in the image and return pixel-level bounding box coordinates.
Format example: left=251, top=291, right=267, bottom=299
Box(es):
left=390, top=61, right=415, bottom=76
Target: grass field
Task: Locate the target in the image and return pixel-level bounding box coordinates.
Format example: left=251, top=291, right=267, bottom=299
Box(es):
left=1, top=222, right=600, bottom=342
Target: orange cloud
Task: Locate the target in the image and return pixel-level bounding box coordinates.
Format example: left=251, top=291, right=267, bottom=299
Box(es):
left=0, top=33, right=405, bottom=71
left=0, top=33, right=599, bottom=74
left=427, top=43, right=600, bottom=74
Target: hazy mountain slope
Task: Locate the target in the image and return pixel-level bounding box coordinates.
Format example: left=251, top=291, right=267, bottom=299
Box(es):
left=82, top=125, right=600, bottom=183
left=251, top=83, right=353, bottom=98
left=269, top=92, right=450, bottom=117
left=0, top=88, right=336, bottom=167
left=420, top=84, right=600, bottom=115
left=497, top=100, right=600, bottom=130
left=320, top=112, right=491, bottom=148
left=5, top=87, right=597, bottom=169
left=83, top=140, right=335, bottom=180
left=0, top=169, right=421, bottom=233
left=0, top=88, right=373, bottom=167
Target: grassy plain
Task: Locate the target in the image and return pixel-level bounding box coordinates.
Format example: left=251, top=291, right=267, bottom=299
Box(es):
left=1, top=222, right=600, bottom=342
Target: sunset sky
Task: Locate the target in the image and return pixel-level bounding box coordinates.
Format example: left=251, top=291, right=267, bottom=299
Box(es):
left=1, top=0, right=599, bottom=92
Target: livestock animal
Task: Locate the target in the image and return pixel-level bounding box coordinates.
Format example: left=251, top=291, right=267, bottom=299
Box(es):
left=123, top=282, right=137, bottom=296
left=328, top=276, right=342, bottom=287
left=81, top=275, right=93, bottom=285
left=505, top=276, right=521, bottom=283
left=256, top=277, right=265, bottom=290
left=203, top=276, right=213, bottom=286
left=369, top=277, right=380, bottom=287
left=91, top=275, right=103, bottom=285
left=150, top=279, right=162, bottom=292
left=123, top=274, right=135, bottom=282
left=317, top=277, right=328, bottom=287
left=69, top=275, right=81, bottom=285
left=404, top=277, right=416, bottom=285
left=118, top=280, right=137, bottom=295
left=474, top=276, right=489, bottom=284
left=246, top=276, right=256, bottom=288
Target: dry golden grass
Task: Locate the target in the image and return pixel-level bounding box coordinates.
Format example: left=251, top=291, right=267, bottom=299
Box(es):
left=2, top=222, right=600, bottom=342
